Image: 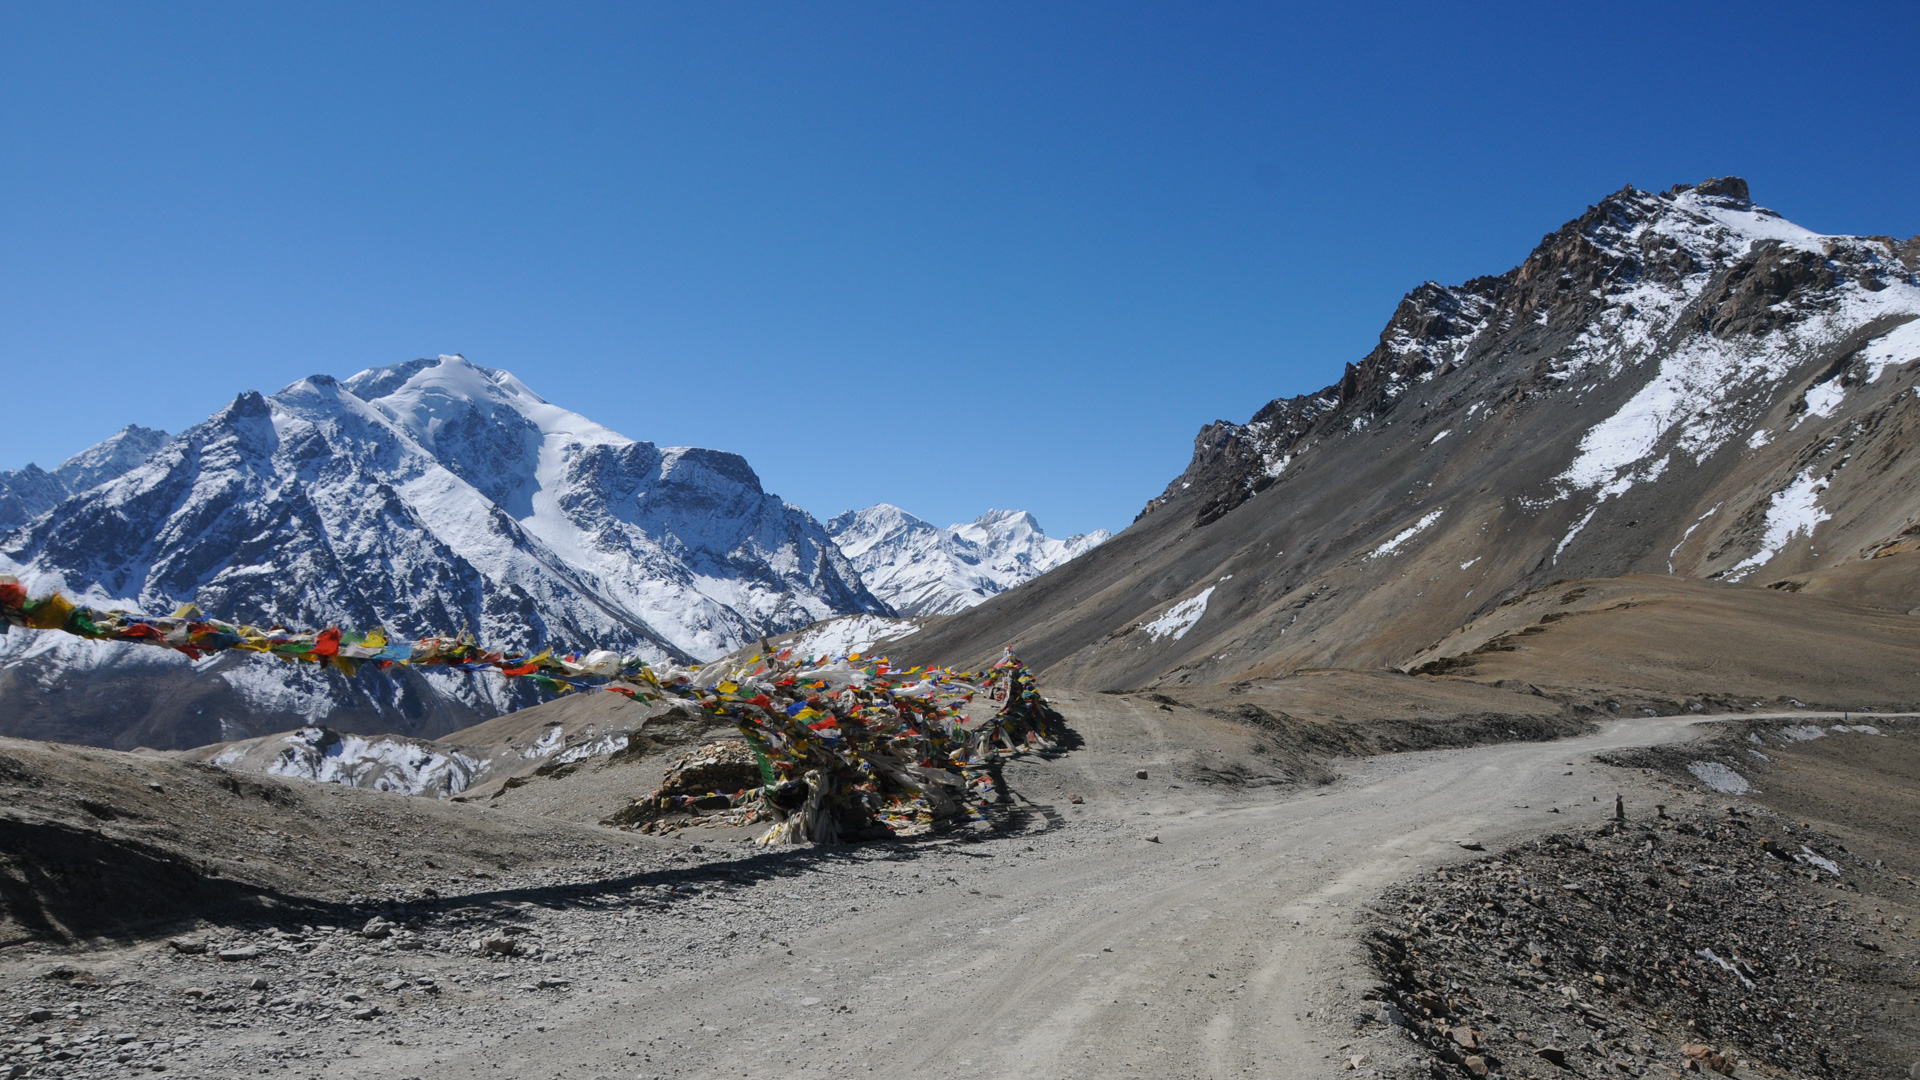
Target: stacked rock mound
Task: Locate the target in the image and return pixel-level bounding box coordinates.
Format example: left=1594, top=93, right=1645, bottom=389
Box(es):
left=604, top=742, right=764, bottom=833
left=609, top=647, right=1066, bottom=844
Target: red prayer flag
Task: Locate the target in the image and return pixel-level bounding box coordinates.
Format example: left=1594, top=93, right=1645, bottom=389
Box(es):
left=312, top=627, right=342, bottom=657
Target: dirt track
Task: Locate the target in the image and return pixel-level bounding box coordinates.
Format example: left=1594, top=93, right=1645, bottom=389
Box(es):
left=9, top=706, right=1892, bottom=1080
left=582, top=713, right=1719, bottom=1080
left=356, top=708, right=1733, bottom=1079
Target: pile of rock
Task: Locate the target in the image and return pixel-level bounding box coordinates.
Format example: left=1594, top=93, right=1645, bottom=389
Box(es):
left=1364, top=804, right=1912, bottom=1078
left=604, top=741, right=764, bottom=833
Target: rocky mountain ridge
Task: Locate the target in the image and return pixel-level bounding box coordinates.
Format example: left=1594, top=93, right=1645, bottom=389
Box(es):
left=0, top=425, right=170, bottom=534
left=895, top=177, right=1920, bottom=693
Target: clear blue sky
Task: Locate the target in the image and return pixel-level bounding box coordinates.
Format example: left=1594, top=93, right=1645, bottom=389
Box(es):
left=4, top=3, right=1916, bottom=538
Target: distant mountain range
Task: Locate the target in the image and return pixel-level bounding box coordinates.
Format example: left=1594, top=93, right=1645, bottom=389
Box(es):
left=0, top=356, right=1106, bottom=750
left=827, top=504, right=1108, bottom=615
left=896, top=178, right=1920, bottom=692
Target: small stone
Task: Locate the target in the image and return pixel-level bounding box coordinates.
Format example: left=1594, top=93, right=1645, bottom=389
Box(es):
left=1135, top=770, right=1149, bottom=780
left=1451, top=1026, right=1482, bottom=1050
left=146, top=782, right=164, bottom=793
left=1069, top=795, right=1084, bottom=804
left=246, top=977, right=270, bottom=991
left=183, top=986, right=210, bottom=998
left=25, top=1009, right=55, bottom=1022
left=1456, top=839, right=1485, bottom=851
left=1463, top=1055, right=1489, bottom=1078
left=360, top=918, right=392, bottom=939
left=350, top=1006, right=382, bottom=1021
left=480, top=935, right=521, bottom=956
left=1142, top=834, right=1161, bottom=843
left=341, top=992, right=363, bottom=1003
left=113, top=1034, right=139, bottom=1045
left=537, top=977, right=570, bottom=989
left=381, top=979, right=407, bottom=992
left=166, top=938, right=207, bottom=955
left=216, top=946, right=260, bottom=962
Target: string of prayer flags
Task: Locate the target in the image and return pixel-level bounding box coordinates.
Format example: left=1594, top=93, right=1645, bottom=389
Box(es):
left=0, top=576, right=1067, bottom=845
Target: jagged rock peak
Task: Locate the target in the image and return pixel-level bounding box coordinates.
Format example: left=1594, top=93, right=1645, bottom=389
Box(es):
left=1142, top=177, right=1918, bottom=527
left=0, top=423, right=172, bottom=533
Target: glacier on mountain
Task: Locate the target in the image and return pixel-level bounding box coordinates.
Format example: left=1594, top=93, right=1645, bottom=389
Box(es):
left=0, top=355, right=887, bottom=748
left=826, top=503, right=1109, bottom=616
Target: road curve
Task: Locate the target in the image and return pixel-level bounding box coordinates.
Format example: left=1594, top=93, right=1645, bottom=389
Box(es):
left=432, top=710, right=1746, bottom=1080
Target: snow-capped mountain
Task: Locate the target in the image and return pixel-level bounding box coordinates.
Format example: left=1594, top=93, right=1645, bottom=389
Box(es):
left=826, top=504, right=1109, bottom=615
left=897, top=178, right=1920, bottom=688
left=0, top=425, right=170, bottom=533
left=0, top=356, right=886, bottom=749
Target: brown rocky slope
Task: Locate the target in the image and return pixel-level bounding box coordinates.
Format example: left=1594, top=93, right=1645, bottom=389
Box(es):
left=893, top=179, right=1920, bottom=704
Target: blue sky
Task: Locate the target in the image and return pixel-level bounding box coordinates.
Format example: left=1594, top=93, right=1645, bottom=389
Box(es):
left=4, top=3, right=1916, bottom=538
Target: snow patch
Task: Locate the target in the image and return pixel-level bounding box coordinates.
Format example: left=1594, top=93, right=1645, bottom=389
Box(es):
left=1695, top=948, right=1756, bottom=990
left=1799, top=380, right=1847, bottom=422
left=1723, top=470, right=1832, bottom=581
left=1796, top=847, right=1841, bottom=876
left=1143, top=587, right=1215, bottom=642
left=1863, top=319, right=1920, bottom=382
left=1371, top=509, right=1444, bottom=558
left=1554, top=507, right=1598, bottom=564
left=552, top=733, right=631, bottom=766
left=1687, top=761, right=1749, bottom=794
left=267, top=727, right=481, bottom=797
left=521, top=725, right=565, bottom=759
left=786, top=614, right=922, bottom=660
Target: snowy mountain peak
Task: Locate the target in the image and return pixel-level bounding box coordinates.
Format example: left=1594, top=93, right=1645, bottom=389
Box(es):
left=0, top=423, right=171, bottom=533
left=1, top=356, right=887, bottom=750
left=827, top=504, right=1109, bottom=616
left=53, top=424, right=173, bottom=491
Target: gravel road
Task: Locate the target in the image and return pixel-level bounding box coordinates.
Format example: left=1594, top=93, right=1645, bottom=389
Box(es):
left=4, top=703, right=1763, bottom=1080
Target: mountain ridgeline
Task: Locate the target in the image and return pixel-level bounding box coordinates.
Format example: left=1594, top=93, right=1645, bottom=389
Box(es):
left=0, top=358, right=890, bottom=748
left=0, top=357, right=1108, bottom=751
left=826, top=504, right=1109, bottom=616
left=894, top=178, right=1920, bottom=695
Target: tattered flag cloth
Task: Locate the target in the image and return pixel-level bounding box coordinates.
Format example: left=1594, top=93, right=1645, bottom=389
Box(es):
left=0, top=576, right=1064, bottom=845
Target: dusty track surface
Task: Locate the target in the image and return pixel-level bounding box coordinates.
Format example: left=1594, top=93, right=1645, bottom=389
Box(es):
left=4, top=697, right=1824, bottom=1080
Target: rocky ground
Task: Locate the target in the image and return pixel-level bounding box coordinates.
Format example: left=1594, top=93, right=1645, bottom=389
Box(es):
left=4, top=699, right=1917, bottom=1079
left=1365, top=720, right=1920, bottom=1079
left=0, top=827, right=1066, bottom=1080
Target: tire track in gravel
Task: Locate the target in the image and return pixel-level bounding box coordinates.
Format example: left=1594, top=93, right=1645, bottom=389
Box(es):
left=425, top=714, right=1734, bottom=1080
